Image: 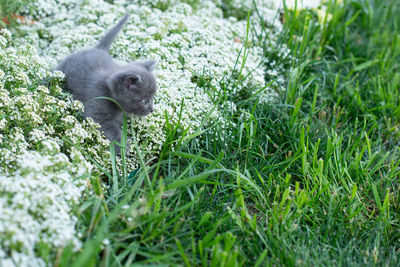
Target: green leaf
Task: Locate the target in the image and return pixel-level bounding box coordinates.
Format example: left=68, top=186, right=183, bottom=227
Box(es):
left=354, top=59, right=379, bottom=72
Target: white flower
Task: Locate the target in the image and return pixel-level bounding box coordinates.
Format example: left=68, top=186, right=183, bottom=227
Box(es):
left=72, top=99, right=84, bottom=111
left=36, top=85, right=49, bottom=94
left=0, top=29, right=12, bottom=48
left=0, top=118, right=6, bottom=130
left=61, top=115, right=78, bottom=126
left=41, top=139, right=61, bottom=154
left=44, top=95, right=57, bottom=104
left=29, top=129, right=46, bottom=143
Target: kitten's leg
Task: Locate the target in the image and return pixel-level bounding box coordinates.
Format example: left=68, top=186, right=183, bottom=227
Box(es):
left=86, top=104, right=127, bottom=155
left=100, top=121, right=123, bottom=155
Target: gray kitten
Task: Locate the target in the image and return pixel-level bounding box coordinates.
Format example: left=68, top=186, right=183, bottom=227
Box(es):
left=57, top=14, right=157, bottom=154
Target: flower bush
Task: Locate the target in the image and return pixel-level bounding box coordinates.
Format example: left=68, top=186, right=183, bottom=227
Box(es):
left=0, top=148, right=86, bottom=267
left=0, top=29, right=110, bottom=266
left=1, top=0, right=296, bottom=265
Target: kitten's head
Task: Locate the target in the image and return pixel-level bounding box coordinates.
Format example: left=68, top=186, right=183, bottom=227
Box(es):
left=107, top=61, right=157, bottom=116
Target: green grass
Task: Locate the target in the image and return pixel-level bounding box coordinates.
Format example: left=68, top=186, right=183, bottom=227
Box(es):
left=55, top=0, right=400, bottom=265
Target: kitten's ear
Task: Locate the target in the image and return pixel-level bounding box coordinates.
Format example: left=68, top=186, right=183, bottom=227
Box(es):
left=125, top=74, right=142, bottom=87
left=141, top=60, right=157, bottom=71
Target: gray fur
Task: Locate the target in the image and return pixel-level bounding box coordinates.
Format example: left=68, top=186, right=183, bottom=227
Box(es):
left=56, top=14, right=157, bottom=154
left=96, top=14, right=130, bottom=51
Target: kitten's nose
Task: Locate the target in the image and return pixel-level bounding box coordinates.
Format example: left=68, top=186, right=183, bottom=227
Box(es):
left=149, top=106, right=154, bottom=112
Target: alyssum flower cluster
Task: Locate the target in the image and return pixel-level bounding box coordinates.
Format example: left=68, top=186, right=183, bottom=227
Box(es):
left=0, top=29, right=110, bottom=266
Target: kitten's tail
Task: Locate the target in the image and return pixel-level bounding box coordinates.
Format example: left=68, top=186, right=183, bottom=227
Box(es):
left=96, top=13, right=130, bottom=51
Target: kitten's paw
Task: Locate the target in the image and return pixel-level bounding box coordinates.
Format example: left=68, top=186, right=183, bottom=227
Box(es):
left=111, top=141, right=129, bottom=156
left=112, top=143, right=121, bottom=156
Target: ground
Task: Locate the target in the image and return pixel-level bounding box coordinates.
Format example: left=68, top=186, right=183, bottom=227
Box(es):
left=0, top=0, right=399, bottom=266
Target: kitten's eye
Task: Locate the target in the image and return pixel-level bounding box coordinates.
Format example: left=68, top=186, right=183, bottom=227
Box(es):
left=141, top=99, right=148, bottom=105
